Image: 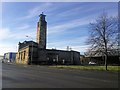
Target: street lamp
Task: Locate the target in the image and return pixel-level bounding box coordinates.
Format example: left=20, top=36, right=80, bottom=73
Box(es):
left=26, top=35, right=33, bottom=65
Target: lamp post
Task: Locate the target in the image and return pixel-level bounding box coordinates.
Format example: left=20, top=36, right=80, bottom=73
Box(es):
left=26, top=35, right=33, bottom=65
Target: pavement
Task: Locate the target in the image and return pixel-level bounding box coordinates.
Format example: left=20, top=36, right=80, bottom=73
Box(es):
left=2, top=63, right=119, bottom=88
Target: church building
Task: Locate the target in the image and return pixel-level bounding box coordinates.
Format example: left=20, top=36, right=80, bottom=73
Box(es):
left=16, top=13, right=80, bottom=65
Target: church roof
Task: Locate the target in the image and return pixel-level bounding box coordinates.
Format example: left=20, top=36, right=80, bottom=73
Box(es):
left=18, top=41, right=38, bottom=50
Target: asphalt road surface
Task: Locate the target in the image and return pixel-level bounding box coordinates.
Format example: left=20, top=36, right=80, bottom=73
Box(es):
left=2, top=63, right=119, bottom=88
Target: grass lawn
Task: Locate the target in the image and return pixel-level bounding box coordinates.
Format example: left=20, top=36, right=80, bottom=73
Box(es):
left=49, top=65, right=119, bottom=71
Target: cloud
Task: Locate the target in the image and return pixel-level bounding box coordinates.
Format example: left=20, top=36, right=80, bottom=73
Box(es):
left=0, top=28, right=10, bottom=41
left=71, top=45, right=90, bottom=53
left=1, top=2, right=117, bottom=56
left=48, top=18, right=89, bottom=35
left=0, top=27, right=36, bottom=55
left=0, top=43, right=18, bottom=55
left=0, top=27, right=36, bottom=41
left=47, top=14, right=95, bottom=35
left=47, top=44, right=89, bottom=53
left=17, top=2, right=53, bottom=20
left=47, top=36, right=89, bottom=52
left=15, top=24, right=30, bottom=30
left=47, top=6, right=117, bottom=35
left=1, top=0, right=119, bottom=2
left=55, top=5, right=85, bottom=17
left=10, top=30, right=36, bottom=40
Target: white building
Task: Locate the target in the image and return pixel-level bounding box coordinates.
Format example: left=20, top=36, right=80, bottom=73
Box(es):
left=4, top=52, right=16, bottom=63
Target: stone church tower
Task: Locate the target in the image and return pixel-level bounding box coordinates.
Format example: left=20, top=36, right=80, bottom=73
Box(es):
left=36, top=12, right=47, bottom=49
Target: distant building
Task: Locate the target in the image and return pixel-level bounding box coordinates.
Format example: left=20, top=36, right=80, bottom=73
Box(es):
left=84, top=49, right=119, bottom=65
left=4, top=52, right=16, bottom=63
left=0, top=55, right=4, bottom=61
left=84, top=49, right=119, bottom=57
left=16, top=13, right=80, bottom=65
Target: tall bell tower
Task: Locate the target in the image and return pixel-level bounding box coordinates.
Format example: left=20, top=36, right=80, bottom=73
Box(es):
left=36, top=12, right=47, bottom=49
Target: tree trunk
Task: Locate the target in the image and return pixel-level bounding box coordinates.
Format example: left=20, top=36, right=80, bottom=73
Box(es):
left=105, top=54, right=107, bottom=70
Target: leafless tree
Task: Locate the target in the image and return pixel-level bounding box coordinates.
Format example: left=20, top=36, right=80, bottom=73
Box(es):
left=87, top=13, right=118, bottom=70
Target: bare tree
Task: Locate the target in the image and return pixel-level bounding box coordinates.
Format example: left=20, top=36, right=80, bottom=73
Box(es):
left=87, top=13, right=118, bottom=70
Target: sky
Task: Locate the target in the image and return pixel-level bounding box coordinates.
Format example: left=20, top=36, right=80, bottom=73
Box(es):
left=0, top=2, right=118, bottom=55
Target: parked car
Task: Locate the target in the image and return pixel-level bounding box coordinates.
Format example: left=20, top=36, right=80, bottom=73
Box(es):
left=89, top=61, right=96, bottom=65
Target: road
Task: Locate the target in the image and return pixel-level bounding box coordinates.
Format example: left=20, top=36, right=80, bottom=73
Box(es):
left=2, top=63, right=118, bottom=88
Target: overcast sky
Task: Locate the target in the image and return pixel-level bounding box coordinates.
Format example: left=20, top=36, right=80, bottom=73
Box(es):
left=0, top=2, right=118, bottom=55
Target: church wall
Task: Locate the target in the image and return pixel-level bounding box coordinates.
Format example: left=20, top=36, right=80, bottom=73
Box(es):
left=16, top=46, right=29, bottom=64
left=38, top=49, right=80, bottom=65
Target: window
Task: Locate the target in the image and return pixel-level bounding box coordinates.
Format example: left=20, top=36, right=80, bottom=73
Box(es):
left=21, top=52, right=22, bottom=60
left=24, top=51, right=26, bottom=59
left=18, top=52, right=20, bottom=59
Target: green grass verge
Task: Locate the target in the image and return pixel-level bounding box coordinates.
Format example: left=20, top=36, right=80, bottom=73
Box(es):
left=49, top=65, right=120, bottom=71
